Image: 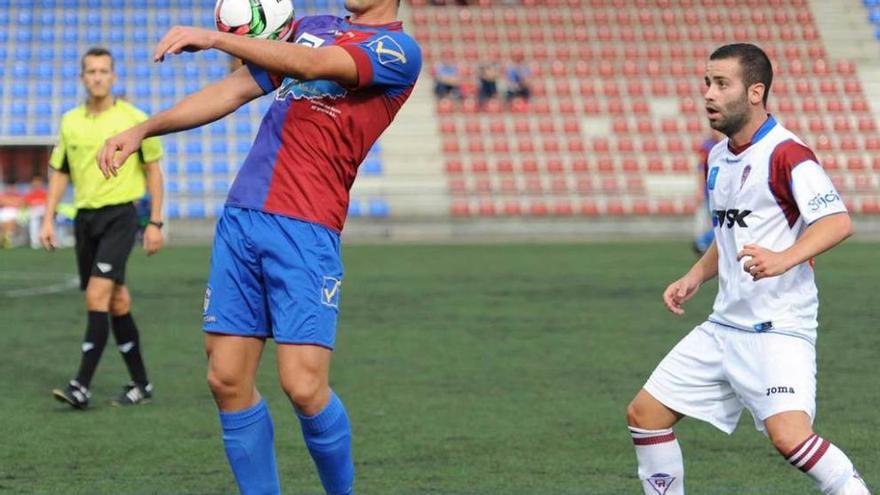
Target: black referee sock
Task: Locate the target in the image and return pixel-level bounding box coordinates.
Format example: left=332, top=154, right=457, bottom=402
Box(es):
left=111, top=313, right=149, bottom=387
left=74, top=311, right=110, bottom=389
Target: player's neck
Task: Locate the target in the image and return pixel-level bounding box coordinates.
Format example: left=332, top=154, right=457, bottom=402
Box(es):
left=728, top=112, right=769, bottom=149
left=85, top=95, right=115, bottom=115
left=348, top=7, right=398, bottom=26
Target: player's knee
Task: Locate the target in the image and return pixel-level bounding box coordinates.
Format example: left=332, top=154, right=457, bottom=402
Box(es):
left=280, top=376, right=326, bottom=412
left=626, top=399, right=646, bottom=428
left=206, top=367, right=247, bottom=400
left=768, top=427, right=813, bottom=456
left=109, top=291, right=131, bottom=315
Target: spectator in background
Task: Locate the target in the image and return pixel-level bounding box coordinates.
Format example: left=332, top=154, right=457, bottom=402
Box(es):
left=0, top=186, right=22, bottom=249
left=24, top=176, right=48, bottom=249
left=477, top=61, right=500, bottom=106
left=505, top=51, right=532, bottom=102
left=432, top=58, right=461, bottom=101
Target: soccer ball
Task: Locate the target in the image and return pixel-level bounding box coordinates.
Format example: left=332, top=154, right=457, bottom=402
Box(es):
left=215, top=0, right=295, bottom=41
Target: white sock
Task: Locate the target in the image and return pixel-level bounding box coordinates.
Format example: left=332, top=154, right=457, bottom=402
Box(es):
left=629, top=426, right=685, bottom=495
left=786, top=434, right=871, bottom=495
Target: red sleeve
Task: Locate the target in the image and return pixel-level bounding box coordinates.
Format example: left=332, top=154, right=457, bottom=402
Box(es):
left=769, top=139, right=818, bottom=227
left=340, top=45, right=374, bottom=90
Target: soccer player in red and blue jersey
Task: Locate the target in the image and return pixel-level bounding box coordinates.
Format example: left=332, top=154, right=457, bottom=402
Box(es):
left=97, top=1, right=420, bottom=493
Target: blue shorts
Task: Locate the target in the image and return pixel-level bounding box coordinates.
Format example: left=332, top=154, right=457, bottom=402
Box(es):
left=203, top=206, right=343, bottom=349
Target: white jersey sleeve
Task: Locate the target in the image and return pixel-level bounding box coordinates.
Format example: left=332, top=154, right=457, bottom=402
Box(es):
left=790, top=161, right=848, bottom=225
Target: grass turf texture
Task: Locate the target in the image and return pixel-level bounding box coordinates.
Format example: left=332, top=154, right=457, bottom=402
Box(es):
left=0, top=241, right=877, bottom=494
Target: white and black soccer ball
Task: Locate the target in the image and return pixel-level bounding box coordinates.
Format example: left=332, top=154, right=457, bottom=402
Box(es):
left=215, top=0, right=295, bottom=41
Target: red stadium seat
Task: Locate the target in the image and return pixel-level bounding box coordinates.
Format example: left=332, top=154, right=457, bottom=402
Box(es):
left=445, top=160, right=464, bottom=174
left=568, top=137, right=586, bottom=153
left=639, top=119, right=656, bottom=134
left=450, top=201, right=470, bottom=217
left=471, top=159, right=489, bottom=174
left=864, top=136, right=880, bottom=152
left=495, top=159, right=515, bottom=174
left=571, top=158, right=590, bottom=173
left=521, top=158, right=540, bottom=174
left=847, top=157, right=866, bottom=171
left=647, top=157, right=666, bottom=173
left=833, top=117, right=851, bottom=133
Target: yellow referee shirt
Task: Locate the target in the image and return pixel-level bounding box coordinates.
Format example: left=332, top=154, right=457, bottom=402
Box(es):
left=49, top=100, right=163, bottom=210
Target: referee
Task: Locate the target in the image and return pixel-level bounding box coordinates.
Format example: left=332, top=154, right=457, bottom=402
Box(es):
left=40, top=47, right=164, bottom=409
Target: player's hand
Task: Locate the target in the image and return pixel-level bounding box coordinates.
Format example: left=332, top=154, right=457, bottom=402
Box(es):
left=39, top=219, right=56, bottom=251
left=738, top=244, right=792, bottom=281
left=154, top=26, right=219, bottom=62
left=662, top=274, right=702, bottom=315
left=143, top=224, right=164, bottom=256
left=97, top=126, right=146, bottom=179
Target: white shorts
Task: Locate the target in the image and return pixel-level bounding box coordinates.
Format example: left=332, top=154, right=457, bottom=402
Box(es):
left=644, top=321, right=817, bottom=434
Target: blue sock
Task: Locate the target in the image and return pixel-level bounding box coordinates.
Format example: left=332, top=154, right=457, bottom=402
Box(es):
left=219, top=399, right=280, bottom=495
left=298, top=391, right=354, bottom=495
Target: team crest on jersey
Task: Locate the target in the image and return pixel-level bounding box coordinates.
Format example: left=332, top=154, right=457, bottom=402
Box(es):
left=367, top=35, right=407, bottom=66
left=647, top=473, right=676, bottom=495
left=739, top=164, right=752, bottom=190
left=321, top=276, right=342, bottom=308
left=203, top=286, right=212, bottom=313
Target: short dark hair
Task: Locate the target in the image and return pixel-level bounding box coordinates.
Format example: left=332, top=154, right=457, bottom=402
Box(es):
left=710, top=43, right=773, bottom=106
left=81, top=46, right=114, bottom=72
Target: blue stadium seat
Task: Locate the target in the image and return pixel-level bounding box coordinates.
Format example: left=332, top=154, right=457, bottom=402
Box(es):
left=17, top=10, right=33, bottom=25
left=86, top=30, right=101, bottom=44
left=34, top=102, right=52, bottom=116
left=367, top=199, right=390, bottom=218
left=110, top=11, right=124, bottom=25
left=111, top=49, right=125, bottom=62
left=210, top=121, right=227, bottom=136
left=40, top=11, right=55, bottom=25
left=38, top=47, right=55, bottom=62
left=186, top=181, right=205, bottom=194
left=0, top=32, right=6, bottom=45
left=160, top=84, right=176, bottom=98
left=211, top=141, right=228, bottom=155
left=164, top=139, right=178, bottom=155
left=132, top=12, right=147, bottom=25
left=36, top=85, right=53, bottom=98
left=132, top=47, right=150, bottom=62
left=61, top=64, right=78, bottom=78
left=167, top=203, right=181, bottom=219
left=11, top=83, right=28, bottom=98
left=369, top=142, right=382, bottom=154
left=7, top=122, right=26, bottom=136
left=207, top=65, right=226, bottom=80
left=235, top=121, right=252, bottom=135
left=39, top=30, right=55, bottom=43
left=348, top=201, right=362, bottom=218
left=212, top=180, right=230, bottom=194
left=188, top=126, right=205, bottom=137
left=13, top=63, right=29, bottom=78
left=63, top=11, right=77, bottom=25
left=185, top=81, right=201, bottom=95
left=166, top=181, right=180, bottom=194
left=177, top=0, right=194, bottom=8
left=61, top=84, right=79, bottom=98
left=40, top=0, right=56, bottom=7
left=186, top=141, right=203, bottom=155
left=183, top=65, right=199, bottom=78
left=15, top=30, right=32, bottom=44
left=62, top=46, right=78, bottom=61
left=63, top=31, right=78, bottom=43
left=108, top=0, right=125, bottom=7
left=139, top=102, right=153, bottom=114
left=86, top=12, right=101, bottom=25
left=258, top=98, right=273, bottom=113
left=211, top=162, right=230, bottom=175
left=179, top=11, right=195, bottom=25
left=187, top=203, right=206, bottom=219
left=15, top=47, right=32, bottom=62
left=134, top=65, right=150, bottom=78
left=132, top=30, right=148, bottom=43
left=203, top=50, right=220, bottom=61
left=200, top=11, right=215, bottom=27
left=236, top=141, right=251, bottom=154
left=36, top=64, right=54, bottom=78
left=360, top=158, right=383, bottom=176
left=11, top=102, right=27, bottom=117
left=116, top=65, right=128, bottom=78
left=164, top=161, right=179, bottom=175
left=109, top=30, right=124, bottom=43
left=186, top=161, right=204, bottom=175
left=135, top=82, right=152, bottom=99
left=0, top=11, right=8, bottom=25
left=60, top=100, right=77, bottom=114
left=155, top=11, right=171, bottom=27
left=214, top=204, right=225, bottom=218
left=0, top=63, right=5, bottom=78
left=33, top=121, right=52, bottom=136
left=313, top=0, right=331, bottom=9
left=158, top=65, right=175, bottom=78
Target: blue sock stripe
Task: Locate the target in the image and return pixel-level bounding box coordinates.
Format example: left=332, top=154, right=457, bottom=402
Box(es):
left=220, top=398, right=269, bottom=431
left=298, top=391, right=345, bottom=435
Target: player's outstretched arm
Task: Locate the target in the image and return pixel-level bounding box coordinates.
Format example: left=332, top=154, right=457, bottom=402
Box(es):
left=97, top=65, right=264, bottom=178
left=739, top=213, right=852, bottom=281
left=154, top=27, right=358, bottom=87
left=663, top=241, right=719, bottom=315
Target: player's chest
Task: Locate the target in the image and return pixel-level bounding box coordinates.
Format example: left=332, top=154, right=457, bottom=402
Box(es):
left=708, top=154, right=772, bottom=208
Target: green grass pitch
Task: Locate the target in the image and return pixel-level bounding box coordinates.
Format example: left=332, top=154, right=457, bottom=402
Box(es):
left=1, top=241, right=877, bottom=494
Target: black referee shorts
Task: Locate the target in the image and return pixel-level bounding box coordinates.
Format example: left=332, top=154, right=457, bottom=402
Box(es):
left=74, top=202, right=139, bottom=291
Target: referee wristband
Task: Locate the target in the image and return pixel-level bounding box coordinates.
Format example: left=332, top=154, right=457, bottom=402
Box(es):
left=148, top=220, right=164, bottom=229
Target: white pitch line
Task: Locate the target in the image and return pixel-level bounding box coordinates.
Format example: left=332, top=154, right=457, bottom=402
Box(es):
left=2, top=276, right=79, bottom=298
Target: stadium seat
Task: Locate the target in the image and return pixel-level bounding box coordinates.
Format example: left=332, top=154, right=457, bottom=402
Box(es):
left=185, top=161, right=204, bottom=175
left=367, top=199, right=390, bottom=217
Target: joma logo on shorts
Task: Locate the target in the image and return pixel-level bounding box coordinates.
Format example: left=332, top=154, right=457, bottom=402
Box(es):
left=766, top=386, right=796, bottom=396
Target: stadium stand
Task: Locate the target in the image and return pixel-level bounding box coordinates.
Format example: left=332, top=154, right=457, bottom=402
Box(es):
left=0, top=0, right=392, bottom=220
left=415, top=0, right=880, bottom=217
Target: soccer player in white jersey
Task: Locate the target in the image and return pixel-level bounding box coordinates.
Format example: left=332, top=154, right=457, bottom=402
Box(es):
left=625, top=44, right=871, bottom=495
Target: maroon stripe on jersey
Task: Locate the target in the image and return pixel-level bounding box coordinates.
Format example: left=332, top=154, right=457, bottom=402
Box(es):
left=799, top=439, right=830, bottom=472
left=788, top=434, right=819, bottom=465
left=769, top=139, right=818, bottom=228
left=632, top=432, right=676, bottom=445
left=341, top=45, right=374, bottom=90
